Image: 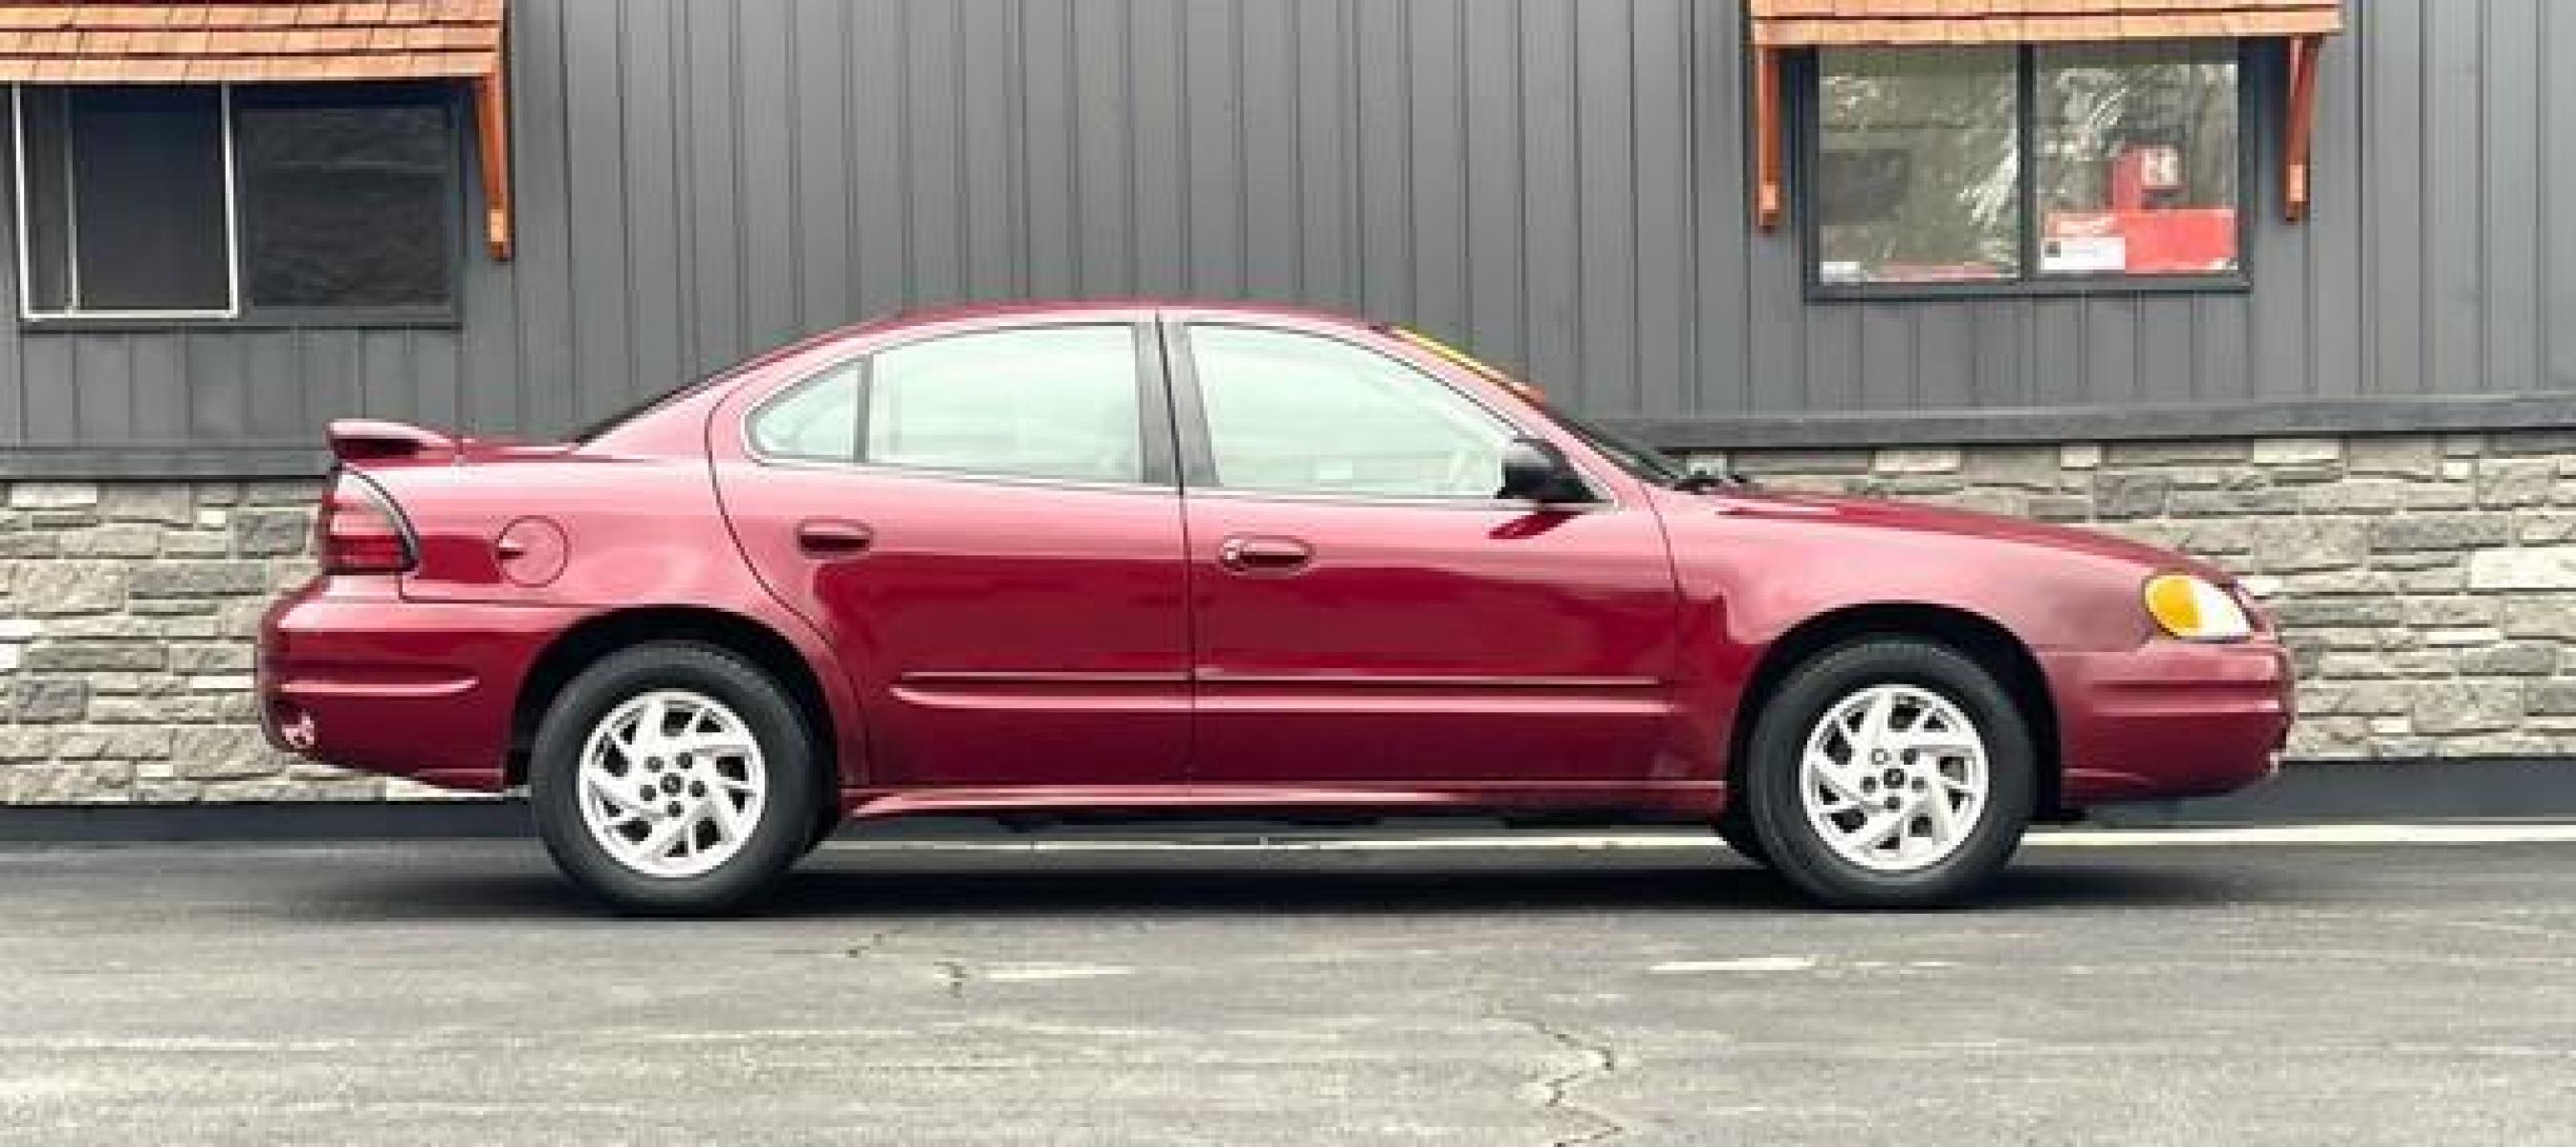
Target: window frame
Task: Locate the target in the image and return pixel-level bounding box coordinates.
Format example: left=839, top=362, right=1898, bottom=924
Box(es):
left=9, top=81, right=467, bottom=330
left=1798, top=40, right=2259, bottom=303
left=740, top=319, right=1180, bottom=493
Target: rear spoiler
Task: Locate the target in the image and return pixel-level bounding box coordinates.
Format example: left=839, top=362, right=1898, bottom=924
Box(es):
left=327, top=419, right=458, bottom=465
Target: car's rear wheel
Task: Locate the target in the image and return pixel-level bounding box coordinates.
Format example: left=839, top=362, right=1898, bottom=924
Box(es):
left=1714, top=816, right=1771, bottom=868
left=531, top=643, right=819, bottom=916
left=1741, top=638, right=2035, bottom=908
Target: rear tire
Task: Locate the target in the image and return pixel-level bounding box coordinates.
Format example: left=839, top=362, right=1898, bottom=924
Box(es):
left=1714, top=816, right=1771, bottom=867
left=1741, top=638, right=2034, bottom=908
left=531, top=642, right=820, bottom=916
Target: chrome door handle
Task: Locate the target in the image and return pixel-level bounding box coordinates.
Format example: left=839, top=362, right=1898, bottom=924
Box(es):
left=1217, top=535, right=1314, bottom=574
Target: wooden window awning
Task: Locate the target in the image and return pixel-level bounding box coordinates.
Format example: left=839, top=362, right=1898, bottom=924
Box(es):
left=1749, top=0, right=2344, bottom=47
left=0, top=1, right=515, bottom=258
left=1747, top=0, right=2345, bottom=228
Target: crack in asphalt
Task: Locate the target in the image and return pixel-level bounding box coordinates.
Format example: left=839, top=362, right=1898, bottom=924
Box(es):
left=1498, top=1014, right=1627, bottom=1146
left=840, top=928, right=968, bottom=999
left=841, top=927, right=905, bottom=960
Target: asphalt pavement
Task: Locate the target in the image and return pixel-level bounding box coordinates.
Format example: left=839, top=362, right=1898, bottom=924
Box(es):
left=1, top=830, right=2571, bottom=1145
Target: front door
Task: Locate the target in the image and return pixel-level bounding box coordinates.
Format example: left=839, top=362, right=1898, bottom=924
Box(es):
left=716, top=320, right=1190, bottom=789
left=1170, top=320, right=1682, bottom=787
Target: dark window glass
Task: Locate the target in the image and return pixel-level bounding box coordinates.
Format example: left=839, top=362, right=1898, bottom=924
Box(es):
left=13, top=84, right=455, bottom=320
left=18, top=90, right=73, bottom=312
left=237, top=97, right=453, bottom=309
left=18, top=87, right=230, bottom=313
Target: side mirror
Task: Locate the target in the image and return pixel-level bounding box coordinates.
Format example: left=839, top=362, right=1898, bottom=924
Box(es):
left=1496, top=437, right=1593, bottom=505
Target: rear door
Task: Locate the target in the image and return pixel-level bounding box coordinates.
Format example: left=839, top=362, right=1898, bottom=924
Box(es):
left=1169, top=317, right=1684, bottom=787
left=713, top=318, right=1191, bottom=790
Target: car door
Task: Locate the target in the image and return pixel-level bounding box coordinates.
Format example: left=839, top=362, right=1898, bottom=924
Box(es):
left=1170, top=317, right=1684, bottom=787
left=713, top=319, right=1190, bottom=790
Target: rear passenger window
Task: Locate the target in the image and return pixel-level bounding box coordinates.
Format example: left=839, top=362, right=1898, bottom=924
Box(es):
left=749, top=364, right=860, bottom=462
left=863, top=326, right=1145, bottom=485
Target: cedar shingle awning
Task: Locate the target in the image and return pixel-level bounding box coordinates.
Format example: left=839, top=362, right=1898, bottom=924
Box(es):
left=0, top=1, right=516, bottom=258
left=1745, top=0, right=2345, bottom=230
left=1749, top=0, right=2345, bottom=47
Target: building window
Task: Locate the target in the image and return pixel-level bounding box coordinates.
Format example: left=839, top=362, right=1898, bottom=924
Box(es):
left=1810, top=41, right=2242, bottom=293
left=11, top=84, right=459, bottom=324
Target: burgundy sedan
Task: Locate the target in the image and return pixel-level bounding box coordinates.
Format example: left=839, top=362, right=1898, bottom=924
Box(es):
left=260, top=302, right=2291, bottom=914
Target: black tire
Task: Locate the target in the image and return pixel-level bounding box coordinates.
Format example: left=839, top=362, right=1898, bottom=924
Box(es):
left=1741, top=638, right=2035, bottom=908
left=801, top=813, right=841, bottom=858
left=531, top=642, right=821, bottom=916
left=1714, top=815, right=1772, bottom=868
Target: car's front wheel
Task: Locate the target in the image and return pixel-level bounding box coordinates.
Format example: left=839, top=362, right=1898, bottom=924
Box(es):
left=1741, top=638, right=2035, bottom=908
left=531, top=643, right=819, bottom=916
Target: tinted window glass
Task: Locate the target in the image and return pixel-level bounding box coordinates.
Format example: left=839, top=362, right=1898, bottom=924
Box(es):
left=239, top=98, right=454, bottom=308
left=14, top=85, right=459, bottom=319
left=1190, top=327, right=1513, bottom=499
left=864, top=326, right=1144, bottom=484
left=19, top=87, right=230, bottom=312
left=750, top=365, right=861, bottom=462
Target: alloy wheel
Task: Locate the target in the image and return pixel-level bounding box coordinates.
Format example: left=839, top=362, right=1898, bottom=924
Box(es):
left=1797, top=683, right=1990, bottom=874
left=575, top=689, right=769, bottom=878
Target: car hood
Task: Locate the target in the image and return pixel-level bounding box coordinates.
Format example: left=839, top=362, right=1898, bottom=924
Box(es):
left=1678, top=487, right=2226, bottom=580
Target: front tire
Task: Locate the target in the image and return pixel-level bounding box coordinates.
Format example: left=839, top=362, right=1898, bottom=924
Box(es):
left=531, top=643, right=820, bottom=916
left=1741, top=638, right=2035, bottom=908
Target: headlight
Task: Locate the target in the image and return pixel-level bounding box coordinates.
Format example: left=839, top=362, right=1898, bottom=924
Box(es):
left=2143, top=574, right=2254, bottom=642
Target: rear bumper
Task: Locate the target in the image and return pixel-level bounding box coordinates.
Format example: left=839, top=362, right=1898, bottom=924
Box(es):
left=2044, top=639, right=2295, bottom=807
left=258, top=579, right=584, bottom=793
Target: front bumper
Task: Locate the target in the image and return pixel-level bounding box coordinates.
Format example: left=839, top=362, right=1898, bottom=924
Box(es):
left=2043, top=639, right=2295, bottom=807
left=258, top=578, right=586, bottom=793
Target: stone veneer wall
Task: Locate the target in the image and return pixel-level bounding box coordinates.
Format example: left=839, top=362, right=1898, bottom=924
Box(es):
left=4, top=430, right=2576, bottom=802
left=0, top=478, right=414, bottom=803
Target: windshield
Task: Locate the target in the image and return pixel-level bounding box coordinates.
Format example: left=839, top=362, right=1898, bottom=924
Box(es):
left=1536, top=405, right=1694, bottom=487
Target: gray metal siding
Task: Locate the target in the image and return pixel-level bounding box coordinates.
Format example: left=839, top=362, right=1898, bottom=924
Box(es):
left=0, top=0, right=2569, bottom=471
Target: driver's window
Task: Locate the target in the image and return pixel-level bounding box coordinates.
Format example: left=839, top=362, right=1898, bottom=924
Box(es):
left=1190, top=326, right=1512, bottom=499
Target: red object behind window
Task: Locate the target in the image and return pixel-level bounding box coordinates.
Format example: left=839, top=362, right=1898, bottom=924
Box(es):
left=2045, top=208, right=2238, bottom=275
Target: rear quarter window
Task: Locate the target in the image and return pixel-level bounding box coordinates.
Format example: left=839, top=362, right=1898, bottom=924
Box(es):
left=748, top=365, right=861, bottom=462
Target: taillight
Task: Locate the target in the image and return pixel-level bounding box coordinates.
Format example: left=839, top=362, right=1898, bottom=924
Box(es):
left=317, top=470, right=417, bottom=574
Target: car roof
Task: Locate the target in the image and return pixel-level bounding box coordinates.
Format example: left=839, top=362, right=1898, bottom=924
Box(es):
left=583, top=300, right=1420, bottom=455
left=845, top=298, right=1384, bottom=337
left=701, top=298, right=1395, bottom=405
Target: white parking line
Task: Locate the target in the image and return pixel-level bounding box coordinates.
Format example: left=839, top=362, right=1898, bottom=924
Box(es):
left=819, top=823, right=2576, bottom=855
left=981, top=963, right=1136, bottom=983
left=1649, top=957, right=1819, bottom=974
left=2032, top=824, right=2576, bottom=847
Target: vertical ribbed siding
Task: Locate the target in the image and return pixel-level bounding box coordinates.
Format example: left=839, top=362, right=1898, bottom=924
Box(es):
left=0, top=0, right=2565, bottom=455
